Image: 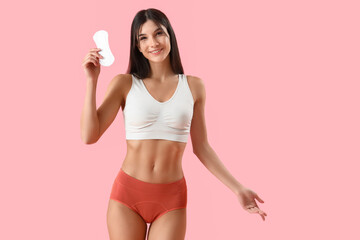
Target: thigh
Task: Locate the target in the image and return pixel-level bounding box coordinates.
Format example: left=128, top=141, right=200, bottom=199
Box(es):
left=147, top=208, right=187, bottom=240
left=107, top=199, right=147, bottom=240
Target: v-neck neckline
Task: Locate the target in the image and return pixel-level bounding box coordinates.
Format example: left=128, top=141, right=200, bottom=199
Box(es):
left=139, top=74, right=181, bottom=104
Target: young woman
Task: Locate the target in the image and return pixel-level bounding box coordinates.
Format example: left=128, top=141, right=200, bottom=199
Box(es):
left=81, top=8, right=267, bottom=240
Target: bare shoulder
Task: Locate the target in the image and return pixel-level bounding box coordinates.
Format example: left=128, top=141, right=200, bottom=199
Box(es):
left=185, top=75, right=206, bottom=103
left=110, top=73, right=132, bottom=86
left=108, top=73, right=133, bottom=110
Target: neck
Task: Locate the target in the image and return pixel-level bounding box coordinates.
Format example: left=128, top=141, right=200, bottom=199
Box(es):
left=148, top=55, right=176, bottom=82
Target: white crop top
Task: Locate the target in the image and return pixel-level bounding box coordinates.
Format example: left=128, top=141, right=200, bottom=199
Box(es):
left=123, top=74, right=194, bottom=143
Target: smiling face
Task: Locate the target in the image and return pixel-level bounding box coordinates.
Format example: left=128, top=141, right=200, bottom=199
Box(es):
left=137, top=20, right=171, bottom=63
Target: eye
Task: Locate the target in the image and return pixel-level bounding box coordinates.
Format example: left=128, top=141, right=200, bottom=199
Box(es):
left=139, top=31, right=163, bottom=41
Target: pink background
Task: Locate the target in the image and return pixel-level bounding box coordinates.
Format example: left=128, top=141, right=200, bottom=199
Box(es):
left=1, top=0, right=359, bottom=239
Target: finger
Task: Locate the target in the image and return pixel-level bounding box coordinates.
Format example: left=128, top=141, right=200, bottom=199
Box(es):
left=85, top=57, right=95, bottom=66
left=92, top=49, right=102, bottom=55
left=89, top=50, right=102, bottom=58
left=91, top=55, right=98, bottom=61
left=246, top=207, right=258, bottom=213
left=259, top=210, right=267, bottom=216
left=89, top=56, right=99, bottom=66
left=92, top=52, right=104, bottom=59
left=86, top=49, right=101, bottom=60
left=247, top=206, right=266, bottom=216
left=258, top=209, right=267, bottom=216
left=255, top=194, right=264, bottom=203
left=261, top=211, right=267, bottom=220
left=88, top=59, right=96, bottom=66
left=245, top=205, right=255, bottom=210
left=250, top=208, right=266, bottom=221
left=252, top=206, right=265, bottom=213
left=89, top=56, right=99, bottom=65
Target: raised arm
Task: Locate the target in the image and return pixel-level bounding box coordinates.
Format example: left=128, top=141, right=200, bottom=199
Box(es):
left=80, top=74, right=125, bottom=144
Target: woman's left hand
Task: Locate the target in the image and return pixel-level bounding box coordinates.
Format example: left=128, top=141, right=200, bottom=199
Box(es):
left=236, top=187, right=267, bottom=221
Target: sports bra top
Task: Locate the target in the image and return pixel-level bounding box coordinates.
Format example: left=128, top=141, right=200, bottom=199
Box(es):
left=123, top=74, right=194, bottom=143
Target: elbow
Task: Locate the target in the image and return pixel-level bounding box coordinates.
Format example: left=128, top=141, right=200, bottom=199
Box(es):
left=192, top=146, right=199, bottom=156
left=193, top=141, right=210, bottom=157
left=193, top=148, right=201, bottom=157
left=81, top=138, right=94, bottom=145
left=83, top=139, right=97, bottom=145
left=192, top=148, right=203, bottom=158
left=81, top=133, right=99, bottom=145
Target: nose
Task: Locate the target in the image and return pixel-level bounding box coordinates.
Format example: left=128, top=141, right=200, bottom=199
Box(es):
left=149, top=37, right=159, bottom=47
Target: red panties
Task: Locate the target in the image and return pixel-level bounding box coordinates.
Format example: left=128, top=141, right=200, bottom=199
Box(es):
left=110, top=169, right=187, bottom=223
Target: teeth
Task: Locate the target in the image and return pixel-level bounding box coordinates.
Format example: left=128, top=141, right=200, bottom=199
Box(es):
left=151, top=49, right=161, bottom=53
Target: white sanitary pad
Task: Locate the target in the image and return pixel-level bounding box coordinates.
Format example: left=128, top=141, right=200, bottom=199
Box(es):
left=93, top=30, right=115, bottom=67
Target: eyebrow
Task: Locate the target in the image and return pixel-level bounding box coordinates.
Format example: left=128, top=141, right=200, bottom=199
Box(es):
left=139, top=27, right=163, bottom=37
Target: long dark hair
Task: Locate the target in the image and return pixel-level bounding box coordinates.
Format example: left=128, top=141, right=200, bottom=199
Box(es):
left=126, top=8, right=184, bottom=79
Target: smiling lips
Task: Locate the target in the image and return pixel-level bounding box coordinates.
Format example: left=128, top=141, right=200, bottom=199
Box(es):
left=149, top=48, right=163, bottom=55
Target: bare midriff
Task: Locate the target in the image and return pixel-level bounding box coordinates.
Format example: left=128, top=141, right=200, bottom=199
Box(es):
left=121, top=139, right=187, bottom=184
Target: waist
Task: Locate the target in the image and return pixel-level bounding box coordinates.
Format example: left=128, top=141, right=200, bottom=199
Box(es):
left=121, top=142, right=185, bottom=183
left=115, top=168, right=186, bottom=194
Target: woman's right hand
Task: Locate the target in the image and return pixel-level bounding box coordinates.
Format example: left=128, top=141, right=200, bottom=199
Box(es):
left=82, top=48, right=104, bottom=80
